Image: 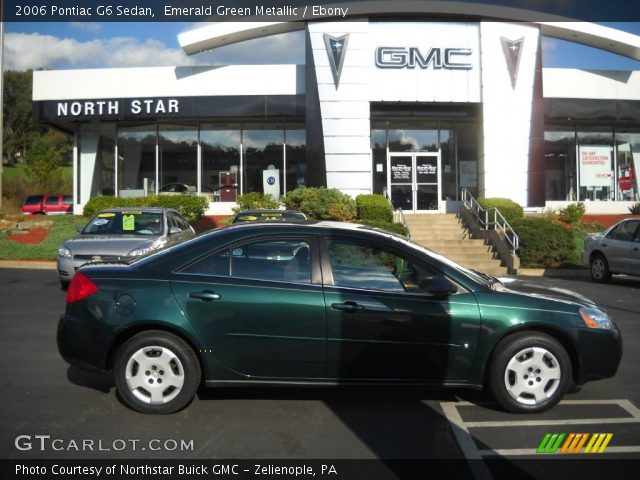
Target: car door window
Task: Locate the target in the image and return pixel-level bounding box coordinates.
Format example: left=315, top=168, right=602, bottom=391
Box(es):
left=326, top=239, right=438, bottom=293
left=46, top=196, right=59, bottom=205
left=183, top=239, right=311, bottom=284
left=611, top=221, right=640, bottom=242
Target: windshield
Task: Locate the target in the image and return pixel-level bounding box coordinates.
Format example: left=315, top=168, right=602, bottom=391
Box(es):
left=82, top=211, right=164, bottom=235
left=23, top=196, right=43, bottom=206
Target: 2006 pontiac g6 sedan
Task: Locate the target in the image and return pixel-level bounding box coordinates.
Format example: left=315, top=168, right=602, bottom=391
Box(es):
left=58, top=222, right=622, bottom=414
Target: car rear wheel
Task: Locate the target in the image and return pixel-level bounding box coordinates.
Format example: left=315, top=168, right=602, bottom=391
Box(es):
left=488, top=332, right=571, bottom=413
left=590, top=254, right=612, bottom=283
left=60, top=280, right=69, bottom=291
left=114, top=331, right=201, bottom=414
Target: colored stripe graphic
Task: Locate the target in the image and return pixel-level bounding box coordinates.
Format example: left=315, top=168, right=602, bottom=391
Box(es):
left=537, top=433, right=565, bottom=453
left=537, top=433, right=613, bottom=454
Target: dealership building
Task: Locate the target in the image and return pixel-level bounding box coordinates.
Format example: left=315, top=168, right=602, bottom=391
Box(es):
left=32, top=15, right=640, bottom=215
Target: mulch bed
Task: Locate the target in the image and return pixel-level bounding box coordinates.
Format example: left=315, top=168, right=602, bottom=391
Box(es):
left=7, top=227, right=49, bottom=245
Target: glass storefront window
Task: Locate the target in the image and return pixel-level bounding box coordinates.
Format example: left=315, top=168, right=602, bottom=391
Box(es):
left=439, top=123, right=456, bottom=200
left=615, top=131, right=640, bottom=202
left=456, top=122, right=478, bottom=199
left=159, top=125, right=198, bottom=194
left=388, top=122, right=439, bottom=152
left=201, top=125, right=241, bottom=202
left=243, top=124, right=284, bottom=199
left=577, top=127, right=614, bottom=201
left=285, top=125, right=306, bottom=193
left=544, top=127, right=576, bottom=201
left=117, top=125, right=156, bottom=197
left=371, top=124, right=387, bottom=195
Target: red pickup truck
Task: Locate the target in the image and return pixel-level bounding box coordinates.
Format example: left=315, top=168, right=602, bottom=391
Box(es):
left=20, top=194, right=73, bottom=215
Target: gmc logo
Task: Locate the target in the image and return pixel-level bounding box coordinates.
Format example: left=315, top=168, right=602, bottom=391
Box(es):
left=375, top=47, right=472, bottom=70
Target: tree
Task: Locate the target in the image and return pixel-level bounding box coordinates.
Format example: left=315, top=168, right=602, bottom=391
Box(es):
left=27, top=130, right=71, bottom=193
left=3, top=70, right=44, bottom=164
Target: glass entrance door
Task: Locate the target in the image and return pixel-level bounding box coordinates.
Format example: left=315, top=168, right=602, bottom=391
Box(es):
left=388, top=152, right=441, bottom=213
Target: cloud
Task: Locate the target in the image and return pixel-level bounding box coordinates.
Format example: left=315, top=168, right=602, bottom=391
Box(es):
left=4, top=32, right=197, bottom=70
left=69, top=22, right=103, bottom=32
left=541, top=37, right=560, bottom=66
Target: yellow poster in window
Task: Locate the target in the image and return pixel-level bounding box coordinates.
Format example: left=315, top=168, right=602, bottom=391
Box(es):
left=122, top=215, right=135, bottom=231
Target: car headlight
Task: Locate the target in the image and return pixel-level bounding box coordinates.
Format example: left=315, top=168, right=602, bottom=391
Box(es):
left=128, top=238, right=167, bottom=257
left=58, top=247, right=72, bottom=258
left=579, top=307, right=613, bottom=330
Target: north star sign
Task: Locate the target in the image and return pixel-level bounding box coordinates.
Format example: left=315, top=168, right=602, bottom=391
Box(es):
left=375, top=46, right=473, bottom=69
left=56, top=98, right=180, bottom=117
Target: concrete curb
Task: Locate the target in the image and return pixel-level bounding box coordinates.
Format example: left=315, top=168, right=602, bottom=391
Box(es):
left=517, top=268, right=589, bottom=279
left=0, top=260, right=56, bottom=270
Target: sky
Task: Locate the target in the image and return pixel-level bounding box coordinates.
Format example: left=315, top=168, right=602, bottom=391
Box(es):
left=3, top=21, right=640, bottom=71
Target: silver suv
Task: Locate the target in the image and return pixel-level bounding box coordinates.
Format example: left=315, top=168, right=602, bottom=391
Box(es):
left=584, top=218, right=640, bottom=282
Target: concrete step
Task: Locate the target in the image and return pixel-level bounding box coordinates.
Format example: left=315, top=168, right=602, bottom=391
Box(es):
left=411, top=232, right=472, bottom=241
left=437, top=253, right=500, bottom=263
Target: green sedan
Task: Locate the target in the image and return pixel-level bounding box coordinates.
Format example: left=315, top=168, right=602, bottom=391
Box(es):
left=58, top=222, right=622, bottom=414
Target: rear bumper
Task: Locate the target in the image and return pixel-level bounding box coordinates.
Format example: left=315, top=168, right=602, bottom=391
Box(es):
left=575, top=327, right=622, bottom=385
left=57, top=314, right=110, bottom=371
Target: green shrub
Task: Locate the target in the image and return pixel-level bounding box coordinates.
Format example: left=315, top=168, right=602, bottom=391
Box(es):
left=477, top=198, right=523, bottom=225
left=233, top=192, right=281, bottom=213
left=282, top=187, right=356, bottom=221
left=629, top=202, right=640, bottom=215
left=358, top=220, right=409, bottom=237
left=558, top=202, right=586, bottom=225
left=83, top=194, right=207, bottom=222
left=512, top=217, right=575, bottom=268
left=356, top=194, right=393, bottom=223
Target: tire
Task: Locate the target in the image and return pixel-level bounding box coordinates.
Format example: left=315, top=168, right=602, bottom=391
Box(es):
left=488, top=332, right=572, bottom=413
left=114, top=330, right=201, bottom=414
left=590, top=254, right=612, bottom=283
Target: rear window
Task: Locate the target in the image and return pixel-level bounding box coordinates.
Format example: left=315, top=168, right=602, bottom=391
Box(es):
left=63, top=196, right=73, bottom=205
left=23, top=196, right=43, bottom=206
left=83, top=211, right=164, bottom=235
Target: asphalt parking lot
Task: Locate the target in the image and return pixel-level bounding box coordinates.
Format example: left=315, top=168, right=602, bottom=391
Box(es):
left=1, top=268, right=639, bottom=475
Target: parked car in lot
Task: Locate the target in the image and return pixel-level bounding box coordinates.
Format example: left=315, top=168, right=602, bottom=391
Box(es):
left=58, top=222, right=622, bottom=414
left=231, top=209, right=307, bottom=223
left=159, top=183, right=196, bottom=195
left=57, top=207, right=195, bottom=289
left=20, top=194, right=72, bottom=215
left=584, top=218, right=640, bottom=282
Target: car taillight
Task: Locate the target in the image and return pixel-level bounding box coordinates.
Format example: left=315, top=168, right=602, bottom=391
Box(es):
left=66, top=272, right=99, bottom=304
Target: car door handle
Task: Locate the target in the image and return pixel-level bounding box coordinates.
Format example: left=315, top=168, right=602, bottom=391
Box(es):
left=189, top=291, right=221, bottom=301
left=331, top=302, right=364, bottom=313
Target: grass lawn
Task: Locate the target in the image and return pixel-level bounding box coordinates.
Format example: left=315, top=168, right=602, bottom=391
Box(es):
left=0, top=215, right=87, bottom=260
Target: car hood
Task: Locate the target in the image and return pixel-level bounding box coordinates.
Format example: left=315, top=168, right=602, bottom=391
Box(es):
left=498, top=278, right=600, bottom=309
left=65, top=235, right=159, bottom=257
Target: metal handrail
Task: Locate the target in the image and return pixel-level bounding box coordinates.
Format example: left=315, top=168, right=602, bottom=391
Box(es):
left=461, top=188, right=519, bottom=251
left=383, top=187, right=411, bottom=238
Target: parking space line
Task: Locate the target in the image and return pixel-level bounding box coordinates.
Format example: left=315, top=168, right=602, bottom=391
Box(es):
left=463, top=417, right=639, bottom=428
left=478, top=446, right=640, bottom=457
left=441, top=398, right=640, bottom=463
left=439, top=401, right=494, bottom=480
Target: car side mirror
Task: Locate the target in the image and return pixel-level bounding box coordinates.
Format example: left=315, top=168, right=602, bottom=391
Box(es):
left=169, top=226, right=182, bottom=235
left=428, top=275, right=457, bottom=296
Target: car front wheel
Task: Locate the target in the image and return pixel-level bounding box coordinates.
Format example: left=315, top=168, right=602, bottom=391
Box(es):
left=590, top=254, right=612, bottom=283
left=114, top=331, right=201, bottom=414
left=488, top=332, right=571, bottom=413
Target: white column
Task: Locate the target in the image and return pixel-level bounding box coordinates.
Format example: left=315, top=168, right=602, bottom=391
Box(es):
left=480, top=22, right=539, bottom=206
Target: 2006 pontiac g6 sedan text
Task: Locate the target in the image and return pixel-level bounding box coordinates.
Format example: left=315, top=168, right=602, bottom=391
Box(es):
left=58, top=222, right=622, bottom=414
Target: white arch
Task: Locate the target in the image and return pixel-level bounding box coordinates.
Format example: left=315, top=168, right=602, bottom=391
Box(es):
left=179, top=13, right=640, bottom=61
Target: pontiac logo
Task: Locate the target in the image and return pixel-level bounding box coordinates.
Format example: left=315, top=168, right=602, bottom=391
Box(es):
left=323, top=33, right=349, bottom=88
left=501, top=36, right=524, bottom=88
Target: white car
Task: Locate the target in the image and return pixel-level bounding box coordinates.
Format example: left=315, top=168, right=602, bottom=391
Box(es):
left=583, top=219, right=640, bottom=282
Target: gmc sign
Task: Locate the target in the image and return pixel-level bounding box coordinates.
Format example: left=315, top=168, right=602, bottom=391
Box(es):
left=375, top=47, right=473, bottom=70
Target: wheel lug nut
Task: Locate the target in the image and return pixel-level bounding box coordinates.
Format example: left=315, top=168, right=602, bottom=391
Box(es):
left=158, top=379, right=162, bottom=384
left=528, top=381, right=533, bottom=386
left=148, top=379, right=153, bottom=384
left=152, top=366, right=157, bottom=371
left=536, top=377, right=541, bottom=382
left=160, top=370, right=164, bottom=375
left=145, top=371, right=150, bottom=376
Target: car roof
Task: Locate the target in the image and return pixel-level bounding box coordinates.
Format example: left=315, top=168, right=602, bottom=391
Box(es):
left=234, top=209, right=305, bottom=215
left=98, top=207, right=174, bottom=214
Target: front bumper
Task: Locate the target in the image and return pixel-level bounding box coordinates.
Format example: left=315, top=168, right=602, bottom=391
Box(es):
left=575, top=327, right=623, bottom=385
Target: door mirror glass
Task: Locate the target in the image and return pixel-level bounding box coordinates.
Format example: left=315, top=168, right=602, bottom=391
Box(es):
left=428, top=275, right=457, bottom=296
